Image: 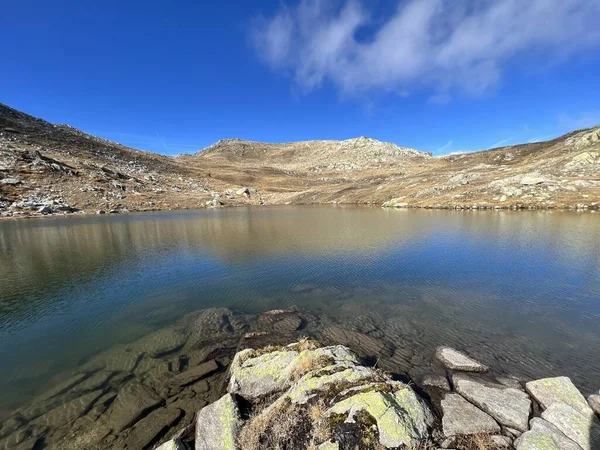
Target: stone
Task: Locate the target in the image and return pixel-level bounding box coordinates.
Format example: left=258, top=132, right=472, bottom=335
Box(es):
left=235, top=187, right=250, bottom=197
left=107, top=381, right=163, bottom=432
left=441, top=393, right=500, bottom=437
left=496, top=376, right=524, bottom=391
left=588, top=394, right=600, bottom=416
left=33, top=390, right=104, bottom=428
left=453, top=373, right=531, bottom=431
left=521, top=175, right=546, bottom=185
left=172, top=360, right=219, bottom=387
left=72, top=370, right=113, bottom=393
left=322, top=326, right=384, bottom=356
left=318, top=441, right=340, bottom=450
left=122, top=407, right=182, bottom=450
left=131, top=326, right=189, bottom=357
left=36, top=373, right=87, bottom=401
left=422, top=374, right=451, bottom=391
left=515, top=417, right=583, bottom=450
left=327, top=388, right=435, bottom=448
left=258, top=310, right=302, bottom=332
left=435, top=346, right=488, bottom=372
left=541, top=402, right=600, bottom=450
left=228, top=344, right=359, bottom=401
left=195, top=394, right=241, bottom=450
left=82, top=343, right=144, bottom=372
left=156, top=439, right=189, bottom=450
left=525, top=377, right=592, bottom=416
left=490, top=435, right=512, bottom=448
left=0, top=415, right=24, bottom=438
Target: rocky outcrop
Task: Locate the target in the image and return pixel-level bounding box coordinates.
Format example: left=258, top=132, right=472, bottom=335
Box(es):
left=207, top=340, right=435, bottom=449
left=441, top=392, right=500, bottom=436
left=195, top=394, right=241, bottom=450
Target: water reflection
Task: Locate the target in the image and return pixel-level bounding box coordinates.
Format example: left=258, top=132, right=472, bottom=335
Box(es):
left=0, top=206, right=599, bottom=410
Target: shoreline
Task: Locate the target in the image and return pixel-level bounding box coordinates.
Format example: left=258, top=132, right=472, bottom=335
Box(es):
left=1, top=306, right=598, bottom=449
left=1, top=200, right=599, bottom=221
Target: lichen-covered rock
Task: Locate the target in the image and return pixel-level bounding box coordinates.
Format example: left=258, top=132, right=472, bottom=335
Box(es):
left=156, top=439, right=189, bottom=450
left=228, top=342, right=359, bottom=401
left=435, top=346, right=488, bottom=372
left=541, top=402, right=600, bottom=450
left=515, top=417, right=583, bottom=450
left=317, top=441, right=340, bottom=450
left=441, top=393, right=500, bottom=437
left=195, top=394, right=241, bottom=450
left=525, top=377, right=592, bottom=416
left=327, top=388, right=435, bottom=448
left=453, top=373, right=531, bottom=431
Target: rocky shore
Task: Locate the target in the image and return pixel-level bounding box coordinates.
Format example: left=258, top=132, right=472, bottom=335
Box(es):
left=1, top=307, right=598, bottom=450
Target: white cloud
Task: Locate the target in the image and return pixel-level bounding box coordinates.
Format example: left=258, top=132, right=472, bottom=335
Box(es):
left=250, top=0, right=600, bottom=97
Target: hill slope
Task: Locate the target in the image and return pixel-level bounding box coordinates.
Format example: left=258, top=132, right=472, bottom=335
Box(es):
left=1, top=103, right=599, bottom=218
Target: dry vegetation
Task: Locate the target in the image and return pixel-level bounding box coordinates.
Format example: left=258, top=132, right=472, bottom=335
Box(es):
left=2, top=102, right=599, bottom=219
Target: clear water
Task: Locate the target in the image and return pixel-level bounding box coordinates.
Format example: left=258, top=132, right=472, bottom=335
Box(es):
left=1, top=206, right=600, bottom=413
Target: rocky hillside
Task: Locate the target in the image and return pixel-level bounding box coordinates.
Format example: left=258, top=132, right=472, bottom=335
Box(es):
left=1, top=103, right=599, bottom=218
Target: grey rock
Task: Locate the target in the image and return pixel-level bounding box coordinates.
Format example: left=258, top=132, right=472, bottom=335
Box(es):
left=541, top=402, right=600, bottom=450
left=36, top=373, right=88, bottom=401
left=441, top=393, right=500, bottom=437
left=515, top=417, right=584, bottom=450
left=526, top=377, right=593, bottom=416
left=195, top=394, right=241, bottom=450
left=107, top=381, right=163, bottom=432
left=422, top=374, right=450, bottom=391
left=435, top=346, right=488, bottom=372
left=490, top=435, right=513, bottom=448
left=588, top=394, right=600, bottom=416
left=453, top=373, right=531, bottom=431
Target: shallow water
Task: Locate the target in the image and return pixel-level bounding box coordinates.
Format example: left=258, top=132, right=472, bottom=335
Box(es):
left=1, top=206, right=600, bottom=413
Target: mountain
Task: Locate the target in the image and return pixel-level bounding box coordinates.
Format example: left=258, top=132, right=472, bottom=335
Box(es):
left=1, top=103, right=599, bottom=218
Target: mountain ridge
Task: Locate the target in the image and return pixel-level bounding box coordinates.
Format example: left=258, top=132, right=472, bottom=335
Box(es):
left=1, top=103, right=599, bottom=218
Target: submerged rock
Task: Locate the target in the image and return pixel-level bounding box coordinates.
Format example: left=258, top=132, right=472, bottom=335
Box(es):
left=435, top=346, right=488, bottom=372
left=525, top=377, right=592, bottom=416
left=106, top=382, right=163, bottom=432
left=122, top=407, right=182, bottom=450
left=453, top=373, right=531, bottom=431
left=441, top=392, right=500, bottom=437
left=195, top=393, right=241, bottom=450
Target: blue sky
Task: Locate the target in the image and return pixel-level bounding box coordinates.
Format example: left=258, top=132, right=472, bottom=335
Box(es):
left=2, top=0, right=600, bottom=156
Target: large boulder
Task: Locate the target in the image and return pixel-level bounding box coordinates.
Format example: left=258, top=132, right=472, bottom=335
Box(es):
left=453, top=373, right=531, bottom=431
left=515, top=417, right=583, bottom=450
left=541, top=402, right=600, bottom=450
left=441, top=393, right=500, bottom=437
left=525, top=377, right=592, bottom=416
left=195, top=394, right=241, bottom=450
left=435, top=346, right=488, bottom=373
left=228, top=342, right=359, bottom=401
left=327, top=388, right=435, bottom=448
